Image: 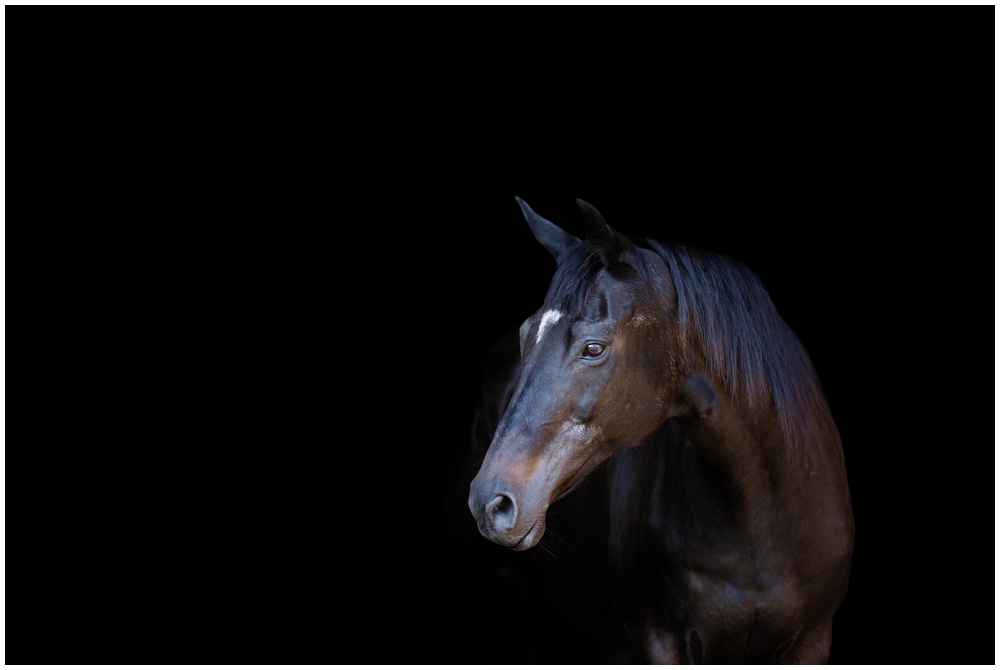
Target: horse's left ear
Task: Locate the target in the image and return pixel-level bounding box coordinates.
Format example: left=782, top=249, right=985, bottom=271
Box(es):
left=577, top=199, right=634, bottom=270
left=516, top=197, right=579, bottom=260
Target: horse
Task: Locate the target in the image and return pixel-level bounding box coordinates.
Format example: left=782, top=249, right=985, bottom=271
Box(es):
left=466, top=198, right=855, bottom=664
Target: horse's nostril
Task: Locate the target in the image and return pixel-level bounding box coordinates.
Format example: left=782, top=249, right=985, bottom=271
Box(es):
left=486, top=494, right=517, bottom=533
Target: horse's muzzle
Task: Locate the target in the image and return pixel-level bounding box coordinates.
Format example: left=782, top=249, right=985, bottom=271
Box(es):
left=468, top=484, right=544, bottom=550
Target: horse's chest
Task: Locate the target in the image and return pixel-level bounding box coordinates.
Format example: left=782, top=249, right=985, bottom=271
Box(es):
left=682, top=570, right=751, bottom=648
left=677, top=568, right=805, bottom=662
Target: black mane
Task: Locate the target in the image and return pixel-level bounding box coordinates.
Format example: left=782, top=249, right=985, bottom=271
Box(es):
left=649, top=238, right=835, bottom=463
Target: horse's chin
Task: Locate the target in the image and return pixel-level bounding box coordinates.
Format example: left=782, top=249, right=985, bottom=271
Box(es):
left=510, top=517, right=546, bottom=551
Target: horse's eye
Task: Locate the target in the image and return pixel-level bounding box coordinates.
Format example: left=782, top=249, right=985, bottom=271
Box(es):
left=584, top=343, right=606, bottom=358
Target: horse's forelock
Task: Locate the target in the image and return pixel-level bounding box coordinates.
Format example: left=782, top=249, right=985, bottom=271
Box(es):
left=542, top=238, right=650, bottom=317
left=543, top=243, right=605, bottom=317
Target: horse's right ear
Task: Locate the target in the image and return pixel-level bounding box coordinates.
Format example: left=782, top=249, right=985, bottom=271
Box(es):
left=516, top=197, right=579, bottom=260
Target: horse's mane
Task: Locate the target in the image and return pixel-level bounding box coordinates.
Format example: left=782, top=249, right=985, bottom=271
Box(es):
left=542, top=238, right=835, bottom=464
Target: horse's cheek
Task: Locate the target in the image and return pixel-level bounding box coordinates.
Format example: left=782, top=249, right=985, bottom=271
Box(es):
left=584, top=376, right=637, bottom=448
left=605, top=348, right=668, bottom=444
left=570, top=375, right=605, bottom=423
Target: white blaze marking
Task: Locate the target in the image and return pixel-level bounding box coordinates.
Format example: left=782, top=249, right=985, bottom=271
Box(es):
left=536, top=309, right=562, bottom=344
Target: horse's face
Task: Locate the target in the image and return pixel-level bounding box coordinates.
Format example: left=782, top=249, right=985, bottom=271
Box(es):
left=469, top=199, right=678, bottom=550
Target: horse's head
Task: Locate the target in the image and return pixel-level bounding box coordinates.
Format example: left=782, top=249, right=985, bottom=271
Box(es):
left=469, top=198, right=687, bottom=550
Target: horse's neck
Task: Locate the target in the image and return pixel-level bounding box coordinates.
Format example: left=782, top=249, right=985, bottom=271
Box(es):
left=673, top=379, right=787, bottom=516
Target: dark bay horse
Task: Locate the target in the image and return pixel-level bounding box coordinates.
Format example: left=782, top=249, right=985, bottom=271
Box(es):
left=467, top=199, right=854, bottom=664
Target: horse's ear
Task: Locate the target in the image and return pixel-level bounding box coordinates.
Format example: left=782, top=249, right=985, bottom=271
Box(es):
left=577, top=199, right=634, bottom=270
left=516, top=197, right=579, bottom=260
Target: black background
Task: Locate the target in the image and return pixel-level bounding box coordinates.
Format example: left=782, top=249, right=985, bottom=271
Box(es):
left=26, top=21, right=987, bottom=667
